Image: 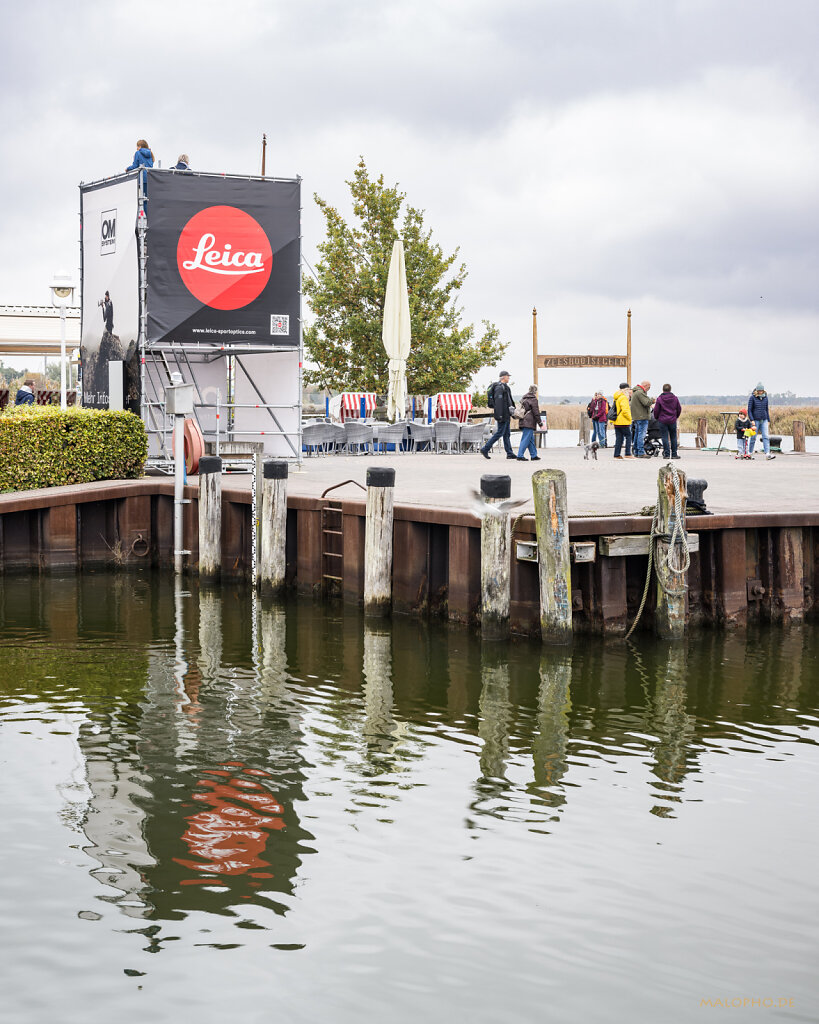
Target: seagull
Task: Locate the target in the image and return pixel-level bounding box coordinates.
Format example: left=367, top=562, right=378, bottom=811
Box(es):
left=468, top=490, right=528, bottom=518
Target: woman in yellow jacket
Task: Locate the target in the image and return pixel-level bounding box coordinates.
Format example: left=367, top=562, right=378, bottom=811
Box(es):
left=612, top=383, right=633, bottom=459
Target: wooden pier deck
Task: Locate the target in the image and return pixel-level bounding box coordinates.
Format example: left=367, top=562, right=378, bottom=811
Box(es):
left=1, top=446, right=817, bottom=637
left=224, top=447, right=819, bottom=518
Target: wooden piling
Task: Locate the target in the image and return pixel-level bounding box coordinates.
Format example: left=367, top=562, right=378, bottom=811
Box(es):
left=364, top=466, right=395, bottom=617
left=259, top=460, right=288, bottom=596
left=793, top=420, right=806, bottom=453
left=532, top=469, right=572, bottom=644
left=654, top=464, right=688, bottom=639
left=579, top=413, right=590, bottom=446
left=696, top=417, right=708, bottom=449
left=480, top=474, right=512, bottom=640
left=198, top=456, right=222, bottom=579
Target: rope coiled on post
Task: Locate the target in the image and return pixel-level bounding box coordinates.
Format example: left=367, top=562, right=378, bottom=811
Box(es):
left=624, top=465, right=690, bottom=640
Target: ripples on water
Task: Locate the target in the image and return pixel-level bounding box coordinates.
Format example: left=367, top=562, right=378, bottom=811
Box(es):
left=1, top=574, right=817, bottom=1023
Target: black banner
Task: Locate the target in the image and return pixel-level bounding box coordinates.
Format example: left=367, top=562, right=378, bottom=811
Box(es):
left=146, top=172, right=300, bottom=347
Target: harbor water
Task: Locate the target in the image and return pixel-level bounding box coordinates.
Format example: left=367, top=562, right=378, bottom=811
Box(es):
left=1, top=574, right=817, bottom=1022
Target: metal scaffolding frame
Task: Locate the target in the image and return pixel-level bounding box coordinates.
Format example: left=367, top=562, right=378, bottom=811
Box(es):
left=84, top=168, right=304, bottom=468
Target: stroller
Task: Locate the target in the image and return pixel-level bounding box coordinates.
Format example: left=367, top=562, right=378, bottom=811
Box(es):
left=643, top=418, right=664, bottom=457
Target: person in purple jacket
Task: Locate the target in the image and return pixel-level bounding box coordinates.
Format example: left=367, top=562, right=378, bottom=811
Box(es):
left=653, top=383, right=682, bottom=459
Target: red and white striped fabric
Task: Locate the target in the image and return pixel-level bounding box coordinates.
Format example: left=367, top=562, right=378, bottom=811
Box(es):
left=340, top=392, right=377, bottom=421
left=434, top=392, right=472, bottom=423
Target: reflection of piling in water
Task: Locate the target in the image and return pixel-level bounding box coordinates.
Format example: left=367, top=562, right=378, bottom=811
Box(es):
left=478, top=644, right=512, bottom=781
left=197, top=587, right=223, bottom=685
left=533, top=652, right=572, bottom=792
left=259, top=601, right=289, bottom=700
left=363, top=622, right=396, bottom=752
left=651, top=644, right=694, bottom=800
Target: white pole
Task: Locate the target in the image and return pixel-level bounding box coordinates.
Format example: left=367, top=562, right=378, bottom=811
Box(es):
left=60, top=304, right=67, bottom=409
left=174, top=414, right=186, bottom=574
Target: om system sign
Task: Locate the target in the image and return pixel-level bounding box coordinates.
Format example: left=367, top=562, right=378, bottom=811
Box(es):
left=177, top=206, right=273, bottom=310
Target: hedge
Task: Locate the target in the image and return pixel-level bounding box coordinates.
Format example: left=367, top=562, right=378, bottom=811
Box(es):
left=0, top=406, right=148, bottom=491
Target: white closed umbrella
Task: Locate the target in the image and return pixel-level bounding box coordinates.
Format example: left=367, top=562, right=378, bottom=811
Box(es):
left=382, top=239, right=411, bottom=422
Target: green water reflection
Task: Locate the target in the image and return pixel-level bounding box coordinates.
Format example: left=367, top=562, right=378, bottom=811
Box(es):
left=1, top=574, right=817, bottom=1023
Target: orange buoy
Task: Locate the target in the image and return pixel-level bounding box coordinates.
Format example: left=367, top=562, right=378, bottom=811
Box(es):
left=172, top=418, right=205, bottom=475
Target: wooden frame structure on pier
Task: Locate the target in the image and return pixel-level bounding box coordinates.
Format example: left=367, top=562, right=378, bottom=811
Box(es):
left=532, top=307, right=632, bottom=387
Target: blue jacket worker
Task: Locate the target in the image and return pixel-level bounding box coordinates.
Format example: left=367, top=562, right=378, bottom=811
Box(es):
left=747, top=383, right=775, bottom=460
left=480, top=370, right=517, bottom=460
left=126, top=139, right=154, bottom=199
left=172, top=154, right=191, bottom=171
left=15, top=382, right=35, bottom=405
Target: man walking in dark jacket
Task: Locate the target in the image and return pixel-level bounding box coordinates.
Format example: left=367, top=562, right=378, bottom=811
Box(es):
left=480, top=370, right=517, bottom=460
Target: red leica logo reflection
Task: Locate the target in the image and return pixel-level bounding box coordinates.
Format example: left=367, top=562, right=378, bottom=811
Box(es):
left=177, top=206, right=272, bottom=310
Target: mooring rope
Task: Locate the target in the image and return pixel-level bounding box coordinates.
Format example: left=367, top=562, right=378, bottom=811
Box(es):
left=624, top=465, right=690, bottom=640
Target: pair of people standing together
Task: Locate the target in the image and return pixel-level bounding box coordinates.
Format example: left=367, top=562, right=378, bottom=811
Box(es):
left=480, top=371, right=544, bottom=461
left=611, top=381, right=682, bottom=460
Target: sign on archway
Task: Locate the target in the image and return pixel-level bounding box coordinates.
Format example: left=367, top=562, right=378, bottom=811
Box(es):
left=532, top=308, right=632, bottom=386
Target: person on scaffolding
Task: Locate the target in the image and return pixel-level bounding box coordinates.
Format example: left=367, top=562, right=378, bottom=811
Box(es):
left=126, top=139, right=154, bottom=205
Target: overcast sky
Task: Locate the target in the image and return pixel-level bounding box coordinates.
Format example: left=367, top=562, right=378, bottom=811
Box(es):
left=1, top=0, right=817, bottom=395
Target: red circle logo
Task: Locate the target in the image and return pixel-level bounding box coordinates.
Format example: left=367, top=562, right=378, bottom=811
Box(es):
left=177, top=206, right=272, bottom=310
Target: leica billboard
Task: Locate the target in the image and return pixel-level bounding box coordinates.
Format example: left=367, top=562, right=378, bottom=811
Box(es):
left=146, top=174, right=300, bottom=346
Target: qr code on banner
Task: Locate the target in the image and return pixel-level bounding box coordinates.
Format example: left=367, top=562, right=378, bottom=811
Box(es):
left=270, top=315, right=290, bottom=336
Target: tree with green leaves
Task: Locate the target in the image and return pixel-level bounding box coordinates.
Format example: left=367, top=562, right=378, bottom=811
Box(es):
left=303, top=159, right=506, bottom=395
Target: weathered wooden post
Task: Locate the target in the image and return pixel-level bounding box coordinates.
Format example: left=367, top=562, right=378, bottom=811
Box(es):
left=532, top=469, right=572, bottom=644
left=364, top=466, right=395, bottom=616
left=480, top=474, right=512, bottom=640
left=198, top=456, right=222, bottom=579
left=793, top=420, right=806, bottom=453
left=260, top=459, right=288, bottom=596
left=655, top=463, right=688, bottom=639
left=579, top=412, right=590, bottom=446
left=696, top=417, right=708, bottom=449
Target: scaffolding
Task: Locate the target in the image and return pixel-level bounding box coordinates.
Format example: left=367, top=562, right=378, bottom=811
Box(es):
left=81, top=168, right=303, bottom=470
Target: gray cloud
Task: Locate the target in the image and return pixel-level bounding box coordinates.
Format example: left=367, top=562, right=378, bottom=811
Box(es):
left=1, top=0, right=817, bottom=391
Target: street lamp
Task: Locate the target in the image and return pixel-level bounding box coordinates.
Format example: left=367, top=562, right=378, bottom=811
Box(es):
left=49, top=270, right=76, bottom=409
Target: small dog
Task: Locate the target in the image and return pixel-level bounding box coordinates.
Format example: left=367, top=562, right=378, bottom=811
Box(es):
left=583, top=441, right=600, bottom=461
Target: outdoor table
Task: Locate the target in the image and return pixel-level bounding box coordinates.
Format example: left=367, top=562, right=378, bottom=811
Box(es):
left=715, top=411, right=739, bottom=455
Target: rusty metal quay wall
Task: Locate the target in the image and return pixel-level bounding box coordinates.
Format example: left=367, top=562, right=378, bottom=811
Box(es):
left=0, top=480, right=816, bottom=635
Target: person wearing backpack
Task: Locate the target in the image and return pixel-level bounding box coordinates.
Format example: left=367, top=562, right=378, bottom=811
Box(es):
left=587, top=391, right=609, bottom=446
left=480, top=370, right=517, bottom=460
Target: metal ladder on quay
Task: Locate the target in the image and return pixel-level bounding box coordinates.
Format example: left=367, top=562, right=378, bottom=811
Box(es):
left=321, top=501, right=344, bottom=597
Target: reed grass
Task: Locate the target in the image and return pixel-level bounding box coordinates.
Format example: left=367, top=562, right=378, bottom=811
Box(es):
left=677, top=405, right=819, bottom=435
left=538, top=404, right=819, bottom=434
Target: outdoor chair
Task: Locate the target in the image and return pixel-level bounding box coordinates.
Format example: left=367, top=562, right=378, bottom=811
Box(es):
left=324, top=424, right=347, bottom=453
left=433, top=420, right=461, bottom=453
left=302, top=422, right=332, bottom=456
left=407, top=422, right=434, bottom=452
left=343, top=421, right=374, bottom=455
left=377, top=421, right=409, bottom=454
left=458, top=422, right=489, bottom=452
